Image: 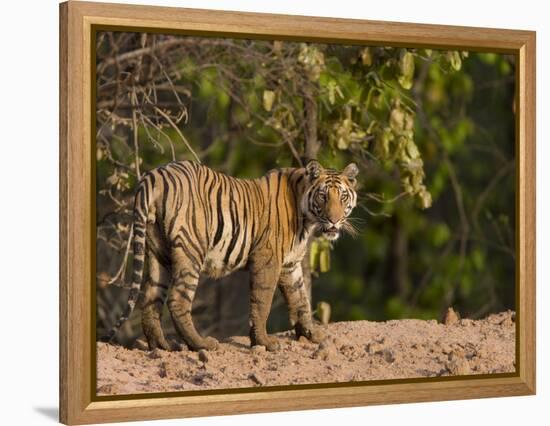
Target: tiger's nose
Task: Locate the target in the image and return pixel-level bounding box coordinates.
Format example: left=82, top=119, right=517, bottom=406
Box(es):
left=326, top=200, right=344, bottom=224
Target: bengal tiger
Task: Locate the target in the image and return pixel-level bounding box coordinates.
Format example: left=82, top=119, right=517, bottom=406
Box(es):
left=103, top=159, right=358, bottom=352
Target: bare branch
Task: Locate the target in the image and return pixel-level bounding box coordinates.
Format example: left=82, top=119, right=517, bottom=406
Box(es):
left=152, top=106, right=201, bottom=163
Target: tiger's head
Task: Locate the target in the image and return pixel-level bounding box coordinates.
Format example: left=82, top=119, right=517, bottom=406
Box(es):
left=301, top=160, right=359, bottom=241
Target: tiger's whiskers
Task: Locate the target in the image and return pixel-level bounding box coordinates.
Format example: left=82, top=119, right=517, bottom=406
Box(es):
left=341, top=220, right=360, bottom=238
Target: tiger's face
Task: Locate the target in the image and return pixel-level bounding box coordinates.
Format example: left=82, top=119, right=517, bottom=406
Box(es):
left=302, top=160, right=359, bottom=241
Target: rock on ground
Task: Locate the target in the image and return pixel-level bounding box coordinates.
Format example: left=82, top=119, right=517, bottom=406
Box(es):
left=96, top=311, right=516, bottom=396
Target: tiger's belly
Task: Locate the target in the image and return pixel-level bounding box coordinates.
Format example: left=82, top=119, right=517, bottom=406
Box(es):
left=202, top=244, right=249, bottom=279
left=201, top=234, right=310, bottom=279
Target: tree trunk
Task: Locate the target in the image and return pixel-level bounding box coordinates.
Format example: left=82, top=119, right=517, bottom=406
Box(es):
left=302, top=82, right=320, bottom=162
left=301, top=81, right=319, bottom=304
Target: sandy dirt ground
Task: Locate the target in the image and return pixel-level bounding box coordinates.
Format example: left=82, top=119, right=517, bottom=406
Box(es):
left=97, top=310, right=515, bottom=396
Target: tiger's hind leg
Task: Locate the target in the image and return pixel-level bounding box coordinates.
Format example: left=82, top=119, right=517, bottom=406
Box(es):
left=278, top=262, right=326, bottom=343
left=249, top=263, right=281, bottom=351
left=141, top=251, right=171, bottom=351
left=167, top=250, right=218, bottom=351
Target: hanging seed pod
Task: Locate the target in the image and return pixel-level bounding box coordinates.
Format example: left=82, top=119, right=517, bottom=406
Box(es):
left=317, top=301, right=332, bottom=325
left=310, top=239, right=320, bottom=271
left=262, top=90, right=275, bottom=112
left=446, top=51, right=462, bottom=71
left=319, top=245, right=330, bottom=273
left=397, top=49, right=415, bottom=89
left=418, top=188, right=433, bottom=209
left=390, top=106, right=405, bottom=132
left=360, top=47, right=373, bottom=66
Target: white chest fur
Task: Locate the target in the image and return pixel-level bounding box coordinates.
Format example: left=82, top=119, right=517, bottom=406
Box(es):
left=283, top=235, right=310, bottom=266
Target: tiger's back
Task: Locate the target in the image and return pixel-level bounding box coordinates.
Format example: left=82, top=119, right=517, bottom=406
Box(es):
left=139, top=161, right=309, bottom=278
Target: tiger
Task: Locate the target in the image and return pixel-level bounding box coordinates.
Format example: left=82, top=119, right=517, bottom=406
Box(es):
left=103, top=159, right=359, bottom=352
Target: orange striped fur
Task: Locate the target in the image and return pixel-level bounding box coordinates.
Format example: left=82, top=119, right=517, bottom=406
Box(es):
left=104, top=159, right=358, bottom=351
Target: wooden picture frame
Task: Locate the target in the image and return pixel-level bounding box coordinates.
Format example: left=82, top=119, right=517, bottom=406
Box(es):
left=59, top=1, right=536, bottom=424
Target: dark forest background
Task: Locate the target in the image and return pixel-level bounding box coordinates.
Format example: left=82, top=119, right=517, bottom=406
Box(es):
left=94, top=32, right=516, bottom=345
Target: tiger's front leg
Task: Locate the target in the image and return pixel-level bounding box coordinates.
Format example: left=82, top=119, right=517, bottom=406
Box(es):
left=278, top=262, right=326, bottom=343
left=249, top=263, right=280, bottom=351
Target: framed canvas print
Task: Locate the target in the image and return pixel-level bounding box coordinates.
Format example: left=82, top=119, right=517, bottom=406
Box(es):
left=59, top=1, right=536, bottom=424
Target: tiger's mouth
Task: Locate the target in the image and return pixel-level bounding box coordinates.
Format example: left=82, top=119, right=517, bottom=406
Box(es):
left=321, top=225, right=340, bottom=241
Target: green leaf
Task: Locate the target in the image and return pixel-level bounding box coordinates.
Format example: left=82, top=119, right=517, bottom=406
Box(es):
left=262, top=90, right=275, bottom=112
left=397, top=50, right=415, bottom=89
left=337, top=137, right=348, bottom=150
left=377, top=127, right=394, bottom=157
left=406, top=140, right=420, bottom=159
left=360, top=47, right=373, bottom=66
left=401, top=157, right=423, bottom=173
left=418, top=189, right=433, bottom=209
left=390, top=107, right=405, bottom=131
left=327, top=80, right=343, bottom=105
left=432, top=223, right=451, bottom=246
left=479, top=52, right=497, bottom=64
left=446, top=51, right=462, bottom=71
left=471, top=248, right=485, bottom=270
left=398, top=75, right=413, bottom=90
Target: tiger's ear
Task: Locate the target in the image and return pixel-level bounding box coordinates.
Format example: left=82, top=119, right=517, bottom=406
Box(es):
left=343, top=163, right=359, bottom=186
left=305, top=159, right=322, bottom=181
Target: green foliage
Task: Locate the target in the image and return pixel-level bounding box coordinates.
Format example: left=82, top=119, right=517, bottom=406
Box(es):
left=96, top=33, right=516, bottom=328
left=312, top=50, right=515, bottom=322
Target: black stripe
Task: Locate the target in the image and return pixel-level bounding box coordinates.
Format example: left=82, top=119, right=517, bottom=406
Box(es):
left=175, top=270, right=199, bottom=281
left=156, top=168, right=171, bottom=237
left=233, top=182, right=250, bottom=267
left=202, top=169, right=214, bottom=248
left=292, top=278, right=304, bottom=290
left=131, top=271, right=141, bottom=284
left=173, top=287, right=193, bottom=302
left=172, top=233, right=200, bottom=265
left=167, top=168, right=186, bottom=237
left=183, top=283, right=198, bottom=291
left=204, top=171, right=217, bottom=235
left=213, top=184, right=224, bottom=246
left=134, top=242, right=144, bottom=255
left=134, top=259, right=144, bottom=270
left=223, top=182, right=241, bottom=265
left=274, top=172, right=283, bottom=259
left=148, top=171, right=156, bottom=193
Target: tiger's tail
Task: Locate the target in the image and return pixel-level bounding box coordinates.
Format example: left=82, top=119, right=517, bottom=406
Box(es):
left=100, top=180, right=149, bottom=343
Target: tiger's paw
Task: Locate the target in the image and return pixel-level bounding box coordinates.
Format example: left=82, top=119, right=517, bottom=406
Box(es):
left=309, top=326, right=326, bottom=343
left=251, top=335, right=280, bottom=352
left=189, top=336, right=219, bottom=351
left=201, top=336, right=219, bottom=351
left=262, top=336, right=281, bottom=352
left=146, top=336, right=172, bottom=352
left=296, top=323, right=326, bottom=344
